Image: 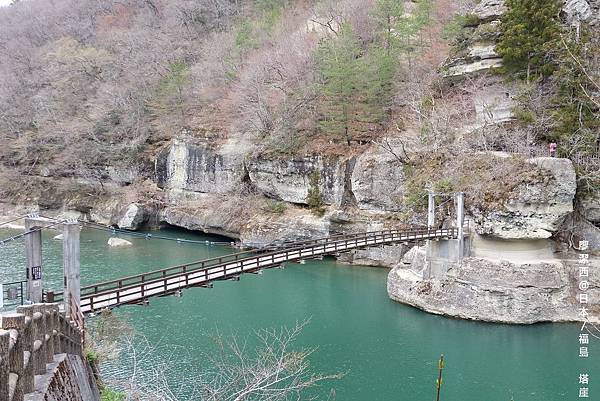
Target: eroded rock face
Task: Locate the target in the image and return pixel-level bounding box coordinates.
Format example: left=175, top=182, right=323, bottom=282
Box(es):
left=337, top=244, right=409, bottom=268
left=473, top=84, right=515, bottom=126
left=473, top=157, right=577, bottom=239
left=247, top=156, right=347, bottom=206
left=240, top=213, right=331, bottom=248
left=351, top=143, right=406, bottom=211
left=155, top=139, right=244, bottom=194
left=473, top=0, right=506, bottom=22
left=581, top=195, right=600, bottom=224
left=561, top=213, right=600, bottom=252
left=444, top=57, right=503, bottom=78
left=161, top=193, right=244, bottom=239
left=387, top=253, right=600, bottom=324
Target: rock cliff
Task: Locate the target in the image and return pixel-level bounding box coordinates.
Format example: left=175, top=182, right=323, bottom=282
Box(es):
left=388, top=253, right=599, bottom=324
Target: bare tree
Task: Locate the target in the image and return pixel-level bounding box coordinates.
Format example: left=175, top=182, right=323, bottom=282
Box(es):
left=89, top=314, right=341, bottom=401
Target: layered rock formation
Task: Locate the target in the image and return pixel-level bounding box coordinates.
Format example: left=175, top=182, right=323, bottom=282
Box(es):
left=247, top=156, right=348, bottom=206
left=471, top=157, right=577, bottom=239
left=388, top=253, right=599, bottom=324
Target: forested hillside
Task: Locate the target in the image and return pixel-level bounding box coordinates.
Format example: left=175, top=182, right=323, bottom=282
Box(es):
left=0, top=0, right=454, bottom=185
left=0, top=0, right=598, bottom=239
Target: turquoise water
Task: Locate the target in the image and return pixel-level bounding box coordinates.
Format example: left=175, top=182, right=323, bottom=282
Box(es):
left=0, top=227, right=597, bottom=400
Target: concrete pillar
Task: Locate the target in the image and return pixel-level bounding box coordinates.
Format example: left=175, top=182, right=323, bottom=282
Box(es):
left=24, top=218, right=43, bottom=303
left=427, top=191, right=435, bottom=229
left=63, top=221, right=81, bottom=318
left=455, top=192, right=465, bottom=262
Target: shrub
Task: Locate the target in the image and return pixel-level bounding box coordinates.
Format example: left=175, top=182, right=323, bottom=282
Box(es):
left=263, top=200, right=287, bottom=214
left=99, top=385, right=126, bottom=401
left=306, top=171, right=325, bottom=216
left=462, top=13, right=480, bottom=27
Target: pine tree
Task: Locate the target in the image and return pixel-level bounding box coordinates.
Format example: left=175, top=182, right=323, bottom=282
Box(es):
left=371, top=0, right=405, bottom=55
left=316, top=24, right=362, bottom=145
left=360, top=45, right=396, bottom=122
left=496, top=0, right=562, bottom=79
left=550, top=30, right=599, bottom=154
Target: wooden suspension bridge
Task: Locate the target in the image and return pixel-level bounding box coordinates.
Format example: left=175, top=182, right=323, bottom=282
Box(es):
left=1, top=192, right=466, bottom=319
left=44, top=227, right=458, bottom=314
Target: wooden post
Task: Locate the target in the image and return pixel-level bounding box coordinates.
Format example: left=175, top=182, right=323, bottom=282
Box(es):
left=24, top=218, right=43, bottom=303
left=436, top=354, right=445, bottom=401
left=0, top=329, right=9, bottom=401
left=63, top=221, right=81, bottom=318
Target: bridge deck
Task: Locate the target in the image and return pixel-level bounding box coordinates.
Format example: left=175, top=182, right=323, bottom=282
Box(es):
left=48, top=228, right=457, bottom=314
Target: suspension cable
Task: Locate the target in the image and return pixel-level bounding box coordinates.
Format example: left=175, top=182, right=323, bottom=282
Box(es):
left=0, top=220, right=63, bottom=246
left=0, top=214, right=35, bottom=228
left=78, top=220, right=235, bottom=246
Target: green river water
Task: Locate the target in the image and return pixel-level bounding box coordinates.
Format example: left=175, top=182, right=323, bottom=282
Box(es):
left=0, top=227, right=597, bottom=401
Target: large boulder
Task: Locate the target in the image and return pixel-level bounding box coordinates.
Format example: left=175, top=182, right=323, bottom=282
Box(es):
left=116, top=203, right=146, bottom=230
left=473, top=157, right=577, bottom=239
left=247, top=156, right=347, bottom=206
left=155, top=139, right=245, bottom=194
left=563, top=0, right=594, bottom=23
left=161, top=193, right=244, bottom=239
left=108, top=237, right=133, bottom=247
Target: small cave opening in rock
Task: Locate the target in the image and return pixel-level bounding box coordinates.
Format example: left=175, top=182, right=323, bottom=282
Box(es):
left=158, top=222, right=238, bottom=244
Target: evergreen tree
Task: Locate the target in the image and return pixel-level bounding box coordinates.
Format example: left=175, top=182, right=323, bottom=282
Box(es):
left=371, top=0, right=405, bottom=55
left=496, top=0, right=562, bottom=79
left=360, top=45, right=396, bottom=122
left=316, top=24, right=362, bottom=145
left=550, top=30, right=599, bottom=158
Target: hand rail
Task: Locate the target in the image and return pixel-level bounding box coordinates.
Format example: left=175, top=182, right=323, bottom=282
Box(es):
left=50, top=227, right=431, bottom=301
left=72, top=228, right=456, bottom=308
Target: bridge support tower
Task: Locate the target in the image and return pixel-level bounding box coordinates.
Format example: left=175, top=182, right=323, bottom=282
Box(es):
left=424, top=191, right=468, bottom=279
left=63, top=221, right=81, bottom=317
left=24, top=218, right=43, bottom=303
left=22, top=217, right=81, bottom=314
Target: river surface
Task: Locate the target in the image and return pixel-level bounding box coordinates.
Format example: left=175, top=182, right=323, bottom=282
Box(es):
left=0, top=227, right=597, bottom=400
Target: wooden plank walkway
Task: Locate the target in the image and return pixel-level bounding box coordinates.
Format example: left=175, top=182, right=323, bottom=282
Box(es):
left=47, top=228, right=457, bottom=314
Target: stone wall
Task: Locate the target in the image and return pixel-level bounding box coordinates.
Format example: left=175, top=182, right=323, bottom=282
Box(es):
left=0, top=304, right=98, bottom=401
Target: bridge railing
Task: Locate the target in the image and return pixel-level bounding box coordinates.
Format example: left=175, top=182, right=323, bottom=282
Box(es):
left=59, top=227, right=455, bottom=311
left=48, top=227, right=430, bottom=303
left=0, top=303, right=83, bottom=401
